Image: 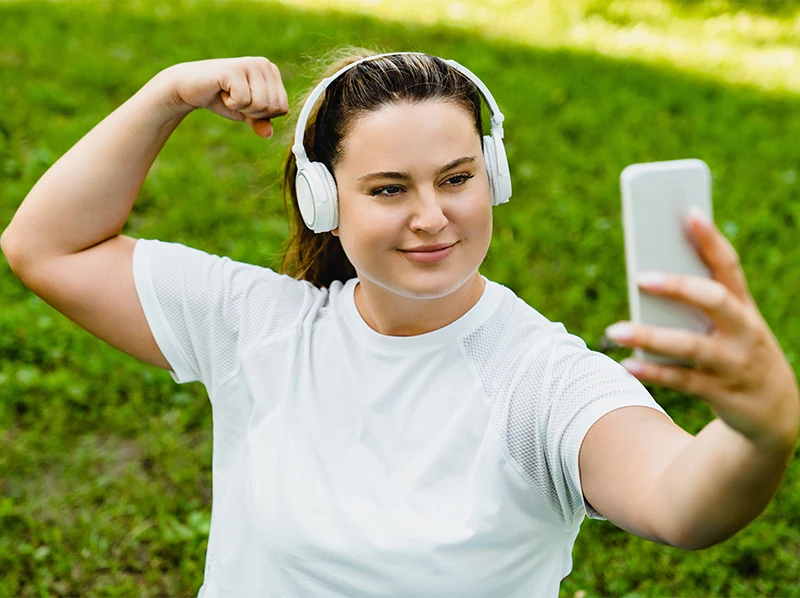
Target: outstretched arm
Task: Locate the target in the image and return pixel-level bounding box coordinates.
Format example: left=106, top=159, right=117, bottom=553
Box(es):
left=580, top=210, right=799, bottom=550
left=1, top=57, right=288, bottom=368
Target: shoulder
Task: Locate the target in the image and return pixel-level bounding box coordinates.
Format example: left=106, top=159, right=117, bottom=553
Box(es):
left=467, top=279, right=578, bottom=358
left=466, top=279, right=639, bottom=402
left=134, top=237, right=330, bottom=305
left=461, top=280, right=578, bottom=398
left=133, top=238, right=343, bottom=385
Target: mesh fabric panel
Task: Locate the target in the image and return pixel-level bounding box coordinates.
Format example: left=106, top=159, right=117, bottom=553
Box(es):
left=461, top=292, right=659, bottom=528
left=141, top=239, right=313, bottom=389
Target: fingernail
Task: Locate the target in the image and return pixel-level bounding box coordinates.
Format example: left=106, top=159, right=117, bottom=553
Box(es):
left=638, top=271, right=666, bottom=289
left=621, top=359, right=643, bottom=374
left=605, top=322, right=635, bottom=341
left=689, top=206, right=710, bottom=230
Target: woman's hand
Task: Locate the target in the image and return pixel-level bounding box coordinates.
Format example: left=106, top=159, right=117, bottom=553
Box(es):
left=160, top=57, right=289, bottom=138
left=604, top=210, right=800, bottom=449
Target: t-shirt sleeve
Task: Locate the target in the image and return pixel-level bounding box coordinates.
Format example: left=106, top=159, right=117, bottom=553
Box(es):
left=492, top=312, right=671, bottom=530
left=132, top=238, right=314, bottom=389
left=541, top=327, right=671, bottom=528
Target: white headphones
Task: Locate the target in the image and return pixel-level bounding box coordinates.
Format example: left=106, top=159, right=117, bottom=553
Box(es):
left=291, top=52, right=512, bottom=234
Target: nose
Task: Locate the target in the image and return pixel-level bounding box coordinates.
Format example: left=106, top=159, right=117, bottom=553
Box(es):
left=409, top=188, right=448, bottom=234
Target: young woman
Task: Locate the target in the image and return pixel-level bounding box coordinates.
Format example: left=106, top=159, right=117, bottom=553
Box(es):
left=2, top=51, right=798, bottom=597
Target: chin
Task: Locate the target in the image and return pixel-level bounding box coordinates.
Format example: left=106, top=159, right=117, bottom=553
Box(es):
left=377, top=269, right=479, bottom=301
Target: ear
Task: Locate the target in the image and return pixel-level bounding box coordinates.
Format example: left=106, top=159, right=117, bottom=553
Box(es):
left=330, top=228, right=339, bottom=237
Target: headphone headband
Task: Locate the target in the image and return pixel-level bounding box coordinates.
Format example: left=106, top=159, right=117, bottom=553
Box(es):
left=291, top=52, right=505, bottom=165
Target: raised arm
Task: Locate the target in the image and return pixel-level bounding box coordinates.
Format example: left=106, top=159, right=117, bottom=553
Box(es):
left=1, top=57, right=288, bottom=368
left=580, top=210, right=799, bottom=550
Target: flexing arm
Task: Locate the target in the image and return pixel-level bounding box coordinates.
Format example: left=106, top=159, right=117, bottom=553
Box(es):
left=1, top=57, right=288, bottom=368
left=580, top=211, right=799, bottom=550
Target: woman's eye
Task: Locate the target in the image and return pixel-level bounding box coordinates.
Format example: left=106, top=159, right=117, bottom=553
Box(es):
left=444, top=173, right=474, bottom=187
left=370, top=185, right=404, bottom=197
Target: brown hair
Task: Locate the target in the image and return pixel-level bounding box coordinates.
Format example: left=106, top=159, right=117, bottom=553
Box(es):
left=280, top=49, right=484, bottom=288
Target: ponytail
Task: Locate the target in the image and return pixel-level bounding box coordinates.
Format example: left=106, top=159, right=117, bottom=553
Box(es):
left=280, top=48, right=375, bottom=288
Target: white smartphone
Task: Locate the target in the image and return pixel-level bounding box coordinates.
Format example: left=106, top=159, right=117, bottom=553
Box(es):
left=620, top=159, right=714, bottom=365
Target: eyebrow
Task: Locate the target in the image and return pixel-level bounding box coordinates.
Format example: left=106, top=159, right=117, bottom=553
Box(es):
left=357, top=156, right=476, bottom=183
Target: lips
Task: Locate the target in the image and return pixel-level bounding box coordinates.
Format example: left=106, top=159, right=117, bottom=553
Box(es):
left=399, top=242, right=457, bottom=264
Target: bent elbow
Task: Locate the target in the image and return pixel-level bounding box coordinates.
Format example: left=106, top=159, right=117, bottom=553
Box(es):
left=1, top=228, right=21, bottom=273
left=665, top=529, right=735, bottom=552
left=1, top=227, right=31, bottom=280
left=669, top=540, right=721, bottom=552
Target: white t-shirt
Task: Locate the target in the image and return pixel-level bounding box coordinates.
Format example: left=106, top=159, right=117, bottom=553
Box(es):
left=132, top=238, right=667, bottom=598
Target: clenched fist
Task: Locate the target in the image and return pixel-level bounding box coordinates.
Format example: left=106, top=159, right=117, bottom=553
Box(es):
left=160, top=57, right=289, bottom=138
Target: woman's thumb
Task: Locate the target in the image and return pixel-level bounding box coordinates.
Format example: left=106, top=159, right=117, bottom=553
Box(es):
left=212, top=91, right=245, bottom=122
left=220, top=90, right=241, bottom=111
left=247, top=117, right=273, bottom=138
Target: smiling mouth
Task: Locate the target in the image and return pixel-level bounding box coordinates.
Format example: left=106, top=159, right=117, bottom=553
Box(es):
left=398, top=242, right=457, bottom=264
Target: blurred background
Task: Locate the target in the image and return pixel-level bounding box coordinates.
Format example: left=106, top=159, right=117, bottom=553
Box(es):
left=1, top=0, right=798, bottom=595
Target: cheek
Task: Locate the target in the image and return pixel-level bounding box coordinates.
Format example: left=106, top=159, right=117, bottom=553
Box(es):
left=337, top=202, right=400, bottom=257
left=453, top=195, right=493, bottom=236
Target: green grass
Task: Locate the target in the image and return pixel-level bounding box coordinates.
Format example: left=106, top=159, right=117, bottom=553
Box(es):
left=278, top=0, right=800, bottom=94
left=1, top=0, right=799, bottom=596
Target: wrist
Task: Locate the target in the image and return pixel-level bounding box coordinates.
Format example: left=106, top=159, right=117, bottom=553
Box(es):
left=759, top=413, right=800, bottom=457
left=756, top=387, right=800, bottom=455
left=141, top=66, right=196, bottom=122
left=726, top=409, right=798, bottom=460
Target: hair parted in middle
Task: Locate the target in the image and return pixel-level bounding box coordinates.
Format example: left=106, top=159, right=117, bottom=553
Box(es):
left=280, top=48, right=484, bottom=289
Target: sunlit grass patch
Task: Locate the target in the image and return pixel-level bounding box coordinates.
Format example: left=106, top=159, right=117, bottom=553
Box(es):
left=274, top=0, right=800, bottom=93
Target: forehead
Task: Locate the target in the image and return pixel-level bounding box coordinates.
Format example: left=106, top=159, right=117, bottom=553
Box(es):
left=336, top=100, right=481, bottom=174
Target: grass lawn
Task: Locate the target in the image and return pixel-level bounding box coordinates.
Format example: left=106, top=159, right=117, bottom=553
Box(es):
left=1, top=0, right=799, bottom=596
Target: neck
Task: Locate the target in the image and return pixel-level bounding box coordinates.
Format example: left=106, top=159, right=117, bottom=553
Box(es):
left=353, top=273, right=486, bottom=336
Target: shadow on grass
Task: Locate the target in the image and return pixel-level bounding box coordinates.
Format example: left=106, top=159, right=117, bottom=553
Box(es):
left=1, top=1, right=799, bottom=597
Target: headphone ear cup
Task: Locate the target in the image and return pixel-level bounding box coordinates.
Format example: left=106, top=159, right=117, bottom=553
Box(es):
left=314, top=163, right=339, bottom=231
left=484, top=134, right=512, bottom=206
left=482, top=135, right=500, bottom=206
left=492, top=134, right=512, bottom=205
left=296, top=162, right=339, bottom=233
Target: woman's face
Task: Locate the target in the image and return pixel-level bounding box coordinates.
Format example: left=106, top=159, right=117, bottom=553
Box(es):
left=332, top=100, right=493, bottom=302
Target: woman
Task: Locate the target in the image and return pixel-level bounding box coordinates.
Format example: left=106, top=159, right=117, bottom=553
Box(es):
left=2, top=50, right=797, bottom=597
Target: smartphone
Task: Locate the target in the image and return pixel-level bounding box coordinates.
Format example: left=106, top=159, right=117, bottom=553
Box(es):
left=620, top=159, right=714, bottom=365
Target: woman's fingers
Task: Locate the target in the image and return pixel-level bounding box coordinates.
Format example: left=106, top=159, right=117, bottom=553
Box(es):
left=245, top=60, right=290, bottom=137
left=220, top=69, right=252, bottom=113
left=637, top=272, right=752, bottom=336
left=265, top=62, right=289, bottom=116
left=688, top=210, right=754, bottom=307
left=222, top=58, right=271, bottom=114
left=241, top=63, right=274, bottom=137
left=242, top=59, right=289, bottom=137
left=606, top=322, right=720, bottom=368
left=272, top=62, right=290, bottom=115
left=243, top=59, right=288, bottom=117
left=619, top=358, right=719, bottom=398
left=212, top=58, right=288, bottom=136
left=606, top=211, right=800, bottom=446
left=168, top=56, right=288, bottom=129
left=605, top=217, right=761, bottom=374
